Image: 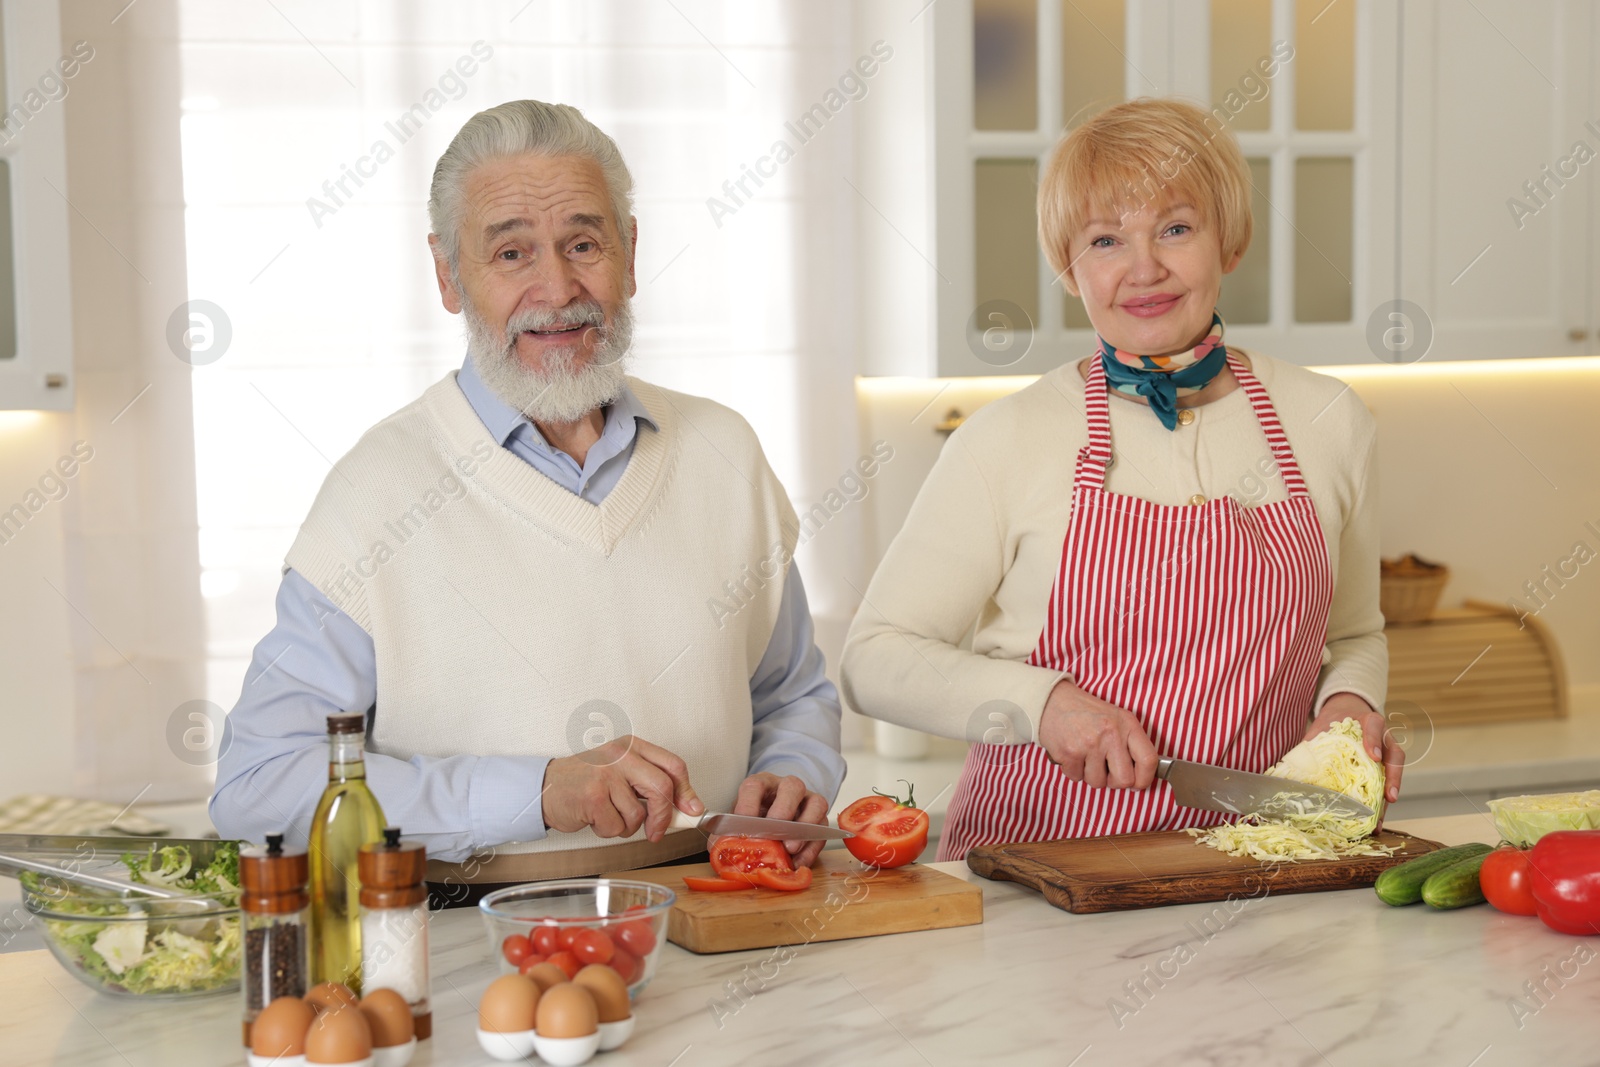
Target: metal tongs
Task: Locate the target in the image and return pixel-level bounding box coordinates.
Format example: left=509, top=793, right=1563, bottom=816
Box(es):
left=0, top=834, right=222, bottom=902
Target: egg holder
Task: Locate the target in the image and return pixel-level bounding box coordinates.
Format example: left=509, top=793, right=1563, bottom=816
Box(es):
left=245, top=1040, right=416, bottom=1067
left=476, top=1015, right=636, bottom=1063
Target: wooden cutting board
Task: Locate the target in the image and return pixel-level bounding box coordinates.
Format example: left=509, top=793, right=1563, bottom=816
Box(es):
left=966, top=828, right=1445, bottom=914
left=607, top=849, right=983, bottom=953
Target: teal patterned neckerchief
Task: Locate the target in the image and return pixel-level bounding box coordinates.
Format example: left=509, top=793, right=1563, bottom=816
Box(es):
left=1098, top=311, right=1229, bottom=431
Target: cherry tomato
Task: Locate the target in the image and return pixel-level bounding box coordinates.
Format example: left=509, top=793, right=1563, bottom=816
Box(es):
left=531, top=925, right=559, bottom=957
left=614, top=919, right=657, bottom=957
left=501, top=934, right=533, bottom=967
left=571, top=929, right=615, bottom=966
left=684, top=875, right=754, bottom=892
left=556, top=927, right=581, bottom=952
left=754, top=866, right=813, bottom=891
left=608, top=947, right=641, bottom=985
left=839, top=782, right=929, bottom=869
left=516, top=953, right=548, bottom=975
left=1482, top=846, right=1539, bottom=916
left=545, top=950, right=582, bottom=980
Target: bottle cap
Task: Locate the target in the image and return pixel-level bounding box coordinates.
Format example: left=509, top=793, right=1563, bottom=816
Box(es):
left=240, top=831, right=310, bottom=914
left=359, top=826, right=427, bottom=908
left=326, top=711, right=365, bottom=736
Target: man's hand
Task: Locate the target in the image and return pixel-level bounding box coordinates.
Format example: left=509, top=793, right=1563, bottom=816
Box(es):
left=732, top=772, right=831, bottom=868
left=1038, top=680, right=1160, bottom=790
left=1307, top=693, right=1404, bottom=806
left=542, top=735, right=703, bottom=842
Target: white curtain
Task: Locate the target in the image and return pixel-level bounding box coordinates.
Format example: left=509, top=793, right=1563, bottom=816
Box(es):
left=177, top=1, right=867, bottom=742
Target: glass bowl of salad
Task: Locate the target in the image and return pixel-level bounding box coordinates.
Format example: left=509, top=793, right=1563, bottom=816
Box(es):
left=19, top=839, right=243, bottom=998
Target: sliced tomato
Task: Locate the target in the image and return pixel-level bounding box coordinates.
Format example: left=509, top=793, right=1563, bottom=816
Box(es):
left=753, top=865, right=813, bottom=891
left=684, top=875, right=753, bottom=892
left=709, top=837, right=794, bottom=882
left=839, top=781, right=930, bottom=869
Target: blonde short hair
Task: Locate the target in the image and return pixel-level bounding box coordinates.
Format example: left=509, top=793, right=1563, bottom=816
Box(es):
left=1037, top=98, right=1253, bottom=280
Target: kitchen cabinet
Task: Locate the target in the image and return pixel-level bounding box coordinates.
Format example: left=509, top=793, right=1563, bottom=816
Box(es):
left=912, top=0, right=1400, bottom=377
left=0, top=0, right=75, bottom=411
left=1397, top=0, right=1598, bottom=361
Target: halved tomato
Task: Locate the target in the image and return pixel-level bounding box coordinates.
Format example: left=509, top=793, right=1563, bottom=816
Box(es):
left=683, top=875, right=752, bottom=892
left=839, top=781, right=929, bottom=869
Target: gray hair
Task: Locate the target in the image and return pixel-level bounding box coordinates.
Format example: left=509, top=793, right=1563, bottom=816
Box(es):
left=428, top=100, right=635, bottom=272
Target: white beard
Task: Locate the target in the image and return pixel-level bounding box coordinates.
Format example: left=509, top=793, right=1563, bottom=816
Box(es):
left=463, top=294, right=635, bottom=424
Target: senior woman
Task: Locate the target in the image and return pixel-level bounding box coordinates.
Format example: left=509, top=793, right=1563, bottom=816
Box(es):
left=840, top=98, right=1403, bottom=860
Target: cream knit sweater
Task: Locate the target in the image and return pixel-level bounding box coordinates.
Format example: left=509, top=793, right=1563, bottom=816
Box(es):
left=285, top=373, right=798, bottom=857
left=840, top=349, right=1387, bottom=743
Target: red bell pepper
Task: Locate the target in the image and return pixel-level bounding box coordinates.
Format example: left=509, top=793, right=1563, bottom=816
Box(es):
left=1528, top=830, right=1600, bottom=935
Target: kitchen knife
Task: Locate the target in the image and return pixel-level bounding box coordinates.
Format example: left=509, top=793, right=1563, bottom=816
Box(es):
left=668, top=810, right=854, bottom=840
left=1157, top=758, right=1374, bottom=820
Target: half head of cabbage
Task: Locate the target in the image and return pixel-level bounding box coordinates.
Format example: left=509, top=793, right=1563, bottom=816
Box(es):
left=1188, top=717, right=1390, bottom=861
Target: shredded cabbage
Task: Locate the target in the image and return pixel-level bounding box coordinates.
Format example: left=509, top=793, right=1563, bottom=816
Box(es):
left=1189, top=718, right=1393, bottom=862
left=23, top=842, right=242, bottom=995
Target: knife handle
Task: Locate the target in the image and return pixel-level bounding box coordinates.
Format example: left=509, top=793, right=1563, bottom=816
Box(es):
left=668, top=810, right=704, bottom=832
left=1156, top=757, right=1175, bottom=780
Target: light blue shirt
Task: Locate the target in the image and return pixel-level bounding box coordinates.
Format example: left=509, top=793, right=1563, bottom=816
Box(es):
left=209, top=357, right=847, bottom=862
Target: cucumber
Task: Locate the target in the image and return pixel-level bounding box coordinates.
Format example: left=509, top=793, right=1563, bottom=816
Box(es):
left=1421, top=852, right=1491, bottom=910
left=1373, top=842, right=1493, bottom=906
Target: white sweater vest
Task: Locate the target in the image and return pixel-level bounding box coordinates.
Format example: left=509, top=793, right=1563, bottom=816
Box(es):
left=285, top=373, right=798, bottom=858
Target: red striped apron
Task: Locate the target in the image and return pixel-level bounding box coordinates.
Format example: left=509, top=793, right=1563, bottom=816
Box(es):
left=939, top=353, right=1334, bottom=860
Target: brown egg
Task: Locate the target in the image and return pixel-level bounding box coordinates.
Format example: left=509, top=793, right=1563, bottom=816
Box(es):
left=522, top=961, right=570, bottom=993
left=359, top=987, right=414, bottom=1048
left=573, top=964, right=631, bottom=1023
left=479, top=973, right=541, bottom=1034
left=304, top=981, right=359, bottom=1015
left=304, top=1004, right=373, bottom=1064
left=251, top=995, right=316, bottom=1056
left=535, top=982, right=599, bottom=1039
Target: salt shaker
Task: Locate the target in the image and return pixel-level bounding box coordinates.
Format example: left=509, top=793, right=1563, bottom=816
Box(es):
left=239, top=832, right=310, bottom=1047
left=359, top=827, right=431, bottom=1039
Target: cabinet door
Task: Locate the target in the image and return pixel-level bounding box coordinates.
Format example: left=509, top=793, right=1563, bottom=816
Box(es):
left=931, top=0, right=1398, bottom=376
left=1398, top=0, right=1591, bottom=361
left=0, top=0, right=74, bottom=410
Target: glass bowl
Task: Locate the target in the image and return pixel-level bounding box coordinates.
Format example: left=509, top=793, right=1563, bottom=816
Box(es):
left=479, top=879, right=675, bottom=997
left=22, top=880, right=241, bottom=999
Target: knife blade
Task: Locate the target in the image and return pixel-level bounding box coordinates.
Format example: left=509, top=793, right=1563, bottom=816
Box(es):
left=668, top=811, right=854, bottom=840
left=1157, top=758, right=1374, bottom=820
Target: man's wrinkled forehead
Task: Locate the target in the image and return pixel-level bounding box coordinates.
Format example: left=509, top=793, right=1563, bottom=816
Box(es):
left=464, top=154, right=615, bottom=243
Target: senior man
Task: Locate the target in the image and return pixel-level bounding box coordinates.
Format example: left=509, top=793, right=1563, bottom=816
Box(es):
left=210, top=100, right=845, bottom=890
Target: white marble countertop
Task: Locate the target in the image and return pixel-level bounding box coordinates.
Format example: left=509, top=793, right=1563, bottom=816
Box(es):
left=4, top=814, right=1598, bottom=1065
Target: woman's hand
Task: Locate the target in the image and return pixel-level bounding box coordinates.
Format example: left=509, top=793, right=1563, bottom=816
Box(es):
left=1307, top=693, right=1405, bottom=805
left=1038, top=680, right=1160, bottom=789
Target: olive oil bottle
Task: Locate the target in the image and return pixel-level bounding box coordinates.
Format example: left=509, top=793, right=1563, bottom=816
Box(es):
left=308, top=711, right=385, bottom=992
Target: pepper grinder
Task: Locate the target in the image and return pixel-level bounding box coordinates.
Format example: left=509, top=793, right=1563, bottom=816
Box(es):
left=239, top=832, right=310, bottom=1047
left=359, top=827, right=432, bottom=1039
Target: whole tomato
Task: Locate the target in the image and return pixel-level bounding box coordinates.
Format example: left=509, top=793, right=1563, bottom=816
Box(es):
left=1480, top=846, right=1538, bottom=916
